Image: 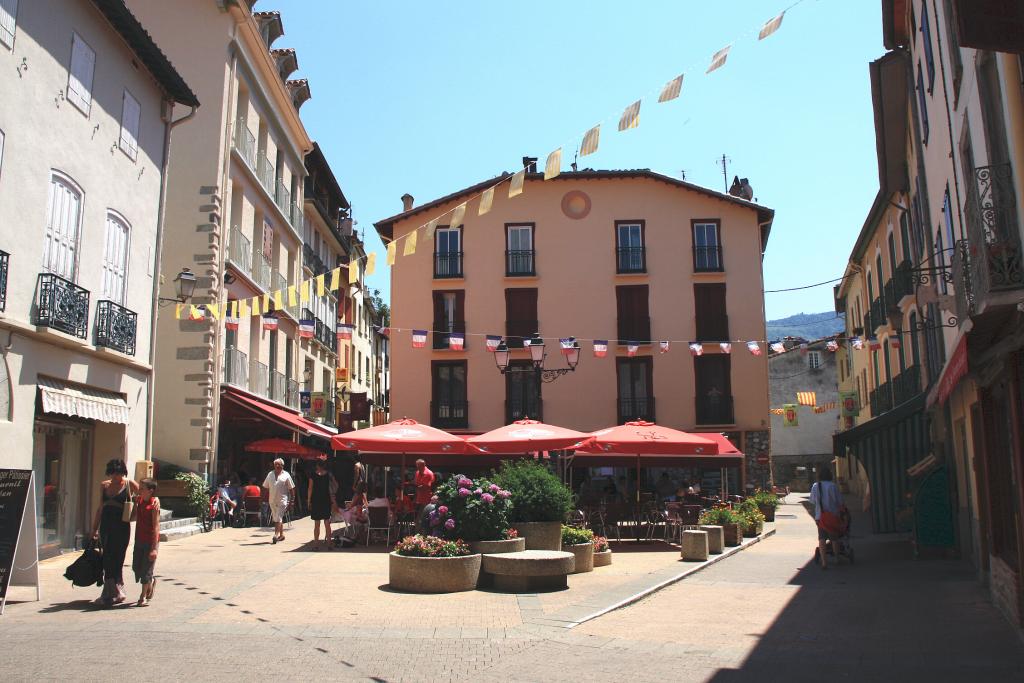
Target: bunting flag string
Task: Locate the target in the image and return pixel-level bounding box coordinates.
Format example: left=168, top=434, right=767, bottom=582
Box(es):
left=657, top=74, right=684, bottom=103
left=627, top=343, right=639, bottom=357
left=580, top=124, right=601, bottom=156
left=411, top=329, right=427, bottom=348
left=544, top=149, right=562, bottom=180
left=796, top=391, right=817, bottom=407
left=688, top=342, right=703, bottom=357
left=659, top=341, right=670, bottom=354
left=747, top=341, right=762, bottom=356
left=509, top=169, right=526, bottom=198
left=720, top=342, right=732, bottom=354
left=593, top=340, right=608, bottom=358
left=337, top=323, right=354, bottom=340
left=485, top=335, right=502, bottom=352
left=479, top=187, right=495, bottom=215
left=618, top=100, right=641, bottom=131
left=706, top=45, right=731, bottom=74
left=759, top=11, right=786, bottom=40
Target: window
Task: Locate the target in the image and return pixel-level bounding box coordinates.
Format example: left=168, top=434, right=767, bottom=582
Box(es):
left=888, top=232, right=898, bottom=277
left=916, top=62, right=929, bottom=144
left=616, top=357, right=654, bottom=423
left=43, top=173, right=83, bottom=281
left=943, top=185, right=956, bottom=252
left=935, top=228, right=947, bottom=294
left=909, top=312, right=921, bottom=367
left=920, top=1, right=935, bottom=93
left=101, top=212, right=130, bottom=304
left=505, top=288, right=538, bottom=348
left=941, top=0, right=964, bottom=102
left=808, top=351, right=823, bottom=370
left=119, top=90, right=140, bottom=160
left=694, top=283, right=728, bottom=341
left=67, top=33, right=96, bottom=116
left=506, top=360, right=541, bottom=422
left=899, top=211, right=912, bottom=262
left=431, top=361, right=467, bottom=428
left=432, top=290, right=465, bottom=349
left=434, top=227, right=462, bottom=278
left=692, top=221, right=722, bottom=271
left=0, top=0, right=17, bottom=49
left=616, top=221, right=645, bottom=273
left=695, top=355, right=733, bottom=424
left=616, top=285, right=650, bottom=345
left=506, top=224, right=534, bottom=276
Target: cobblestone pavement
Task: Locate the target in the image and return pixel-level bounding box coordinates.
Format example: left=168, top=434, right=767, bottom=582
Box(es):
left=2, top=497, right=1023, bottom=682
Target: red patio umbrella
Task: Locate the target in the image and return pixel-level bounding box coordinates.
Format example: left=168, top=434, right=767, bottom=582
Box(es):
left=466, top=419, right=593, bottom=453
left=244, top=437, right=323, bottom=459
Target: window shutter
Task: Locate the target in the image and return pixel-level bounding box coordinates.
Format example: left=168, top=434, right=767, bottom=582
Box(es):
left=102, top=214, right=130, bottom=304
left=67, top=33, right=96, bottom=114
left=0, top=0, right=17, bottom=48
left=44, top=176, right=82, bottom=281
left=432, top=292, right=445, bottom=326
left=119, top=90, right=140, bottom=160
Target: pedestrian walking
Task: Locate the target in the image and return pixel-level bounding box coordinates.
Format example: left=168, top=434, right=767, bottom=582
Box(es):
left=809, top=465, right=844, bottom=569
left=132, top=479, right=160, bottom=606
left=263, top=458, right=295, bottom=544
left=352, top=458, right=367, bottom=496
left=414, top=458, right=434, bottom=514
left=90, top=459, right=138, bottom=607
left=307, top=456, right=338, bottom=551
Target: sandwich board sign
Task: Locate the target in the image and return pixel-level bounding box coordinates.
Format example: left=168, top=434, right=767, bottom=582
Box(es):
left=0, top=469, right=39, bottom=615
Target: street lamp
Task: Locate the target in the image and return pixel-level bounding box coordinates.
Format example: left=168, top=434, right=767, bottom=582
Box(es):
left=493, top=335, right=580, bottom=381
left=158, top=268, right=198, bottom=305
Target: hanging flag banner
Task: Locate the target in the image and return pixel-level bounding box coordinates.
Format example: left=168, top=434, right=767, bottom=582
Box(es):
left=826, top=340, right=839, bottom=352
left=485, top=335, right=502, bottom=352
left=840, top=391, right=860, bottom=417
left=250, top=296, right=262, bottom=317
left=378, top=326, right=391, bottom=337
left=747, top=341, right=762, bottom=356
left=580, top=124, right=600, bottom=156
left=206, top=303, right=223, bottom=320
left=188, top=305, right=206, bottom=321
left=659, top=341, right=670, bottom=354
left=544, top=148, right=562, bottom=180
left=706, top=45, right=732, bottom=74
left=783, top=403, right=799, bottom=427
left=425, top=218, right=438, bottom=241
left=479, top=187, right=494, bottom=215
left=365, top=252, right=377, bottom=276
left=797, top=391, right=817, bottom=407
left=759, top=11, right=785, bottom=40
left=349, top=261, right=359, bottom=285
left=337, top=323, right=354, bottom=340
left=225, top=315, right=240, bottom=331
left=315, top=274, right=326, bottom=297
left=448, top=332, right=465, bottom=351
left=593, top=340, right=608, bottom=358
left=403, top=229, right=418, bottom=257
left=386, top=241, right=397, bottom=266
left=328, top=267, right=340, bottom=292
left=261, top=294, right=272, bottom=313
left=412, top=330, right=428, bottom=348
left=238, top=298, right=250, bottom=319
left=658, top=74, right=684, bottom=103
left=262, top=314, right=278, bottom=331
left=770, top=342, right=786, bottom=354
left=509, top=169, right=526, bottom=198
left=560, top=338, right=575, bottom=355
left=813, top=406, right=828, bottom=414
left=451, top=202, right=467, bottom=229
left=769, top=408, right=785, bottom=416
left=618, top=100, right=641, bottom=131
left=890, top=335, right=902, bottom=350
left=299, top=318, right=315, bottom=339
left=689, top=343, right=704, bottom=356
left=851, top=336, right=864, bottom=350
left=272, top=290, right=284, bottom=312
left=720, top=342, right=732, bottom=354
left=868, top=337, right=881, bottom=351
left=627, top=343, right=639, bottom=357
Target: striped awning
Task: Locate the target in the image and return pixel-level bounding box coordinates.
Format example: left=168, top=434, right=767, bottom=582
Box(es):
left=39, top=377, right=130, bottom=425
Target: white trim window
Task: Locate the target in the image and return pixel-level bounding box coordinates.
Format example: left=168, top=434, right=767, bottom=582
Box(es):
left=43, top=174, right=83, bottom=281
left=807, top=351, right=823, bottom=370
left=101, top=212, right=130, bottom=304
left=67, top=33, right=96, bottom=116
left=118, top=90, right=140, bottom=161
left=0, top=0, right=17, bottom=49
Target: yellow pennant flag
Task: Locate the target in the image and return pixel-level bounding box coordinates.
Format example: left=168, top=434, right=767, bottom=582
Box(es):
left=509, top=169, right=525, bottom=198
left=706, top=45, right=731, bottom=74
left=759, top=11, right=785, bottom=40
left=618, top=100, right=641, bottom=131
left=250, top=296, right=262, bottom=317
left=329, top=267, right=341, bottom=291
left=349, top=260, right=359, bottom=284
left=544, top=148, right=561, bottom=180
left=207, top=302, right=223, bottom=320
left=229, top=300, right=239, bottom=318
left=315, top=274, right=326, bottom=297
left=403, top=229, right=418, bottom=256
left=479, top=187, right=494, bottom=215
left=451, top=202, right=467, bottom=229
left=238, top=298, right=250, bottom=318
left=272, top=290, right=284, bottom=311
left=261, top=294, right=271, bottom=312
left=175, top=303, right=185, bottom=320
left=287, top=286, right=298, bottom=308
left=658, top=74, right=684, bottom=103
left=365, top=252, right=377, bottom=276
left=386, top=241, right=397, bottom=265
left=580, top=124, right=600, bottom=156
left=425, top=219, right=438, bottom=241
left=300, top=279, right=311, bottom=303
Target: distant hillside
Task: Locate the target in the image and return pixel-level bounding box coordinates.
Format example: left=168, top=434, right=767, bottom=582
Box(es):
left=766, top=311, right=844, bottom=342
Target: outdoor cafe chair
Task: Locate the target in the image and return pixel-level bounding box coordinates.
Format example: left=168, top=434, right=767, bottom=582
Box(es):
left=680, top=504, right=703, bottom=529
left=366, top=505, right=391, bottom=546
left=240, top=496, right=263, bottom=527
left=663, top=503, right=683, bottom=544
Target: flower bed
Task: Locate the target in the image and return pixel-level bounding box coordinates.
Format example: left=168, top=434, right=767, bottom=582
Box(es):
left=700, top=507, right=742, bottom=547
left=562, top=525, right=594, bottom=574
left=592, top=535, right=612, bottom=567
left=389, top=535, right=480, bottom=593
left=433, top=475, right=513, bottom=542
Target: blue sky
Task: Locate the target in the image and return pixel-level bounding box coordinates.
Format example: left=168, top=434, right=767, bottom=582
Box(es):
left=269, top=0, right=883, bottom=321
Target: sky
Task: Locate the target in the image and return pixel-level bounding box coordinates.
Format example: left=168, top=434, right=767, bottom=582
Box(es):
left=268, top=0, right=884, bottom=321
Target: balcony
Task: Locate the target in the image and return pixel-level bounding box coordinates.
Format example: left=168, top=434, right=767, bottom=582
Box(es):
left=270, top=369, right=287, bottom=404
left=286, top=378, right=300, bottom=410
left=870, top=296, right=887, bottom=332
left=290, top=201, right=302, bottom=232
left=693, top=245, right=724, bottom=272
left=34, top=273, right=89, bottom=338
left=250, top=359, right=269, bottom=398
left=254, top=252, right=272, bottom=291
left=232, top=119, right=256, bottom=169
left=963, top=163, right=1023, bottom=303
left=505, top=318, right=538, bottom=349
left=95, top=300, right=137, bottom=355
left=618, top=397, right=656, bottom=424
left=274, top=179, right=292, bottom=223
left=617, top=316, right=651, bottom=345
left=506, top=250, right=535, bottom=276
left=433, top=320, right=466, bottom=349
left=892, top=260, right=915, bottom=303
left=223, top=347, right=248, bottom=388
left=227, top=226, right=252, bottom=278
left=256, top=152, right=275, bottom=197
left=434, top=251, right=463, bottom=278
left=431, top=400, right=468, bottom=429
left=695, top=395, right=734, bottom=425
left=0, top=250, right=7, bottom=312
left=869, top=381, right=893, bottom=415
left=506, top=394, right=542, bottom=423
left=892, top=365, right=921, bottom=406
left=616, top=246, right=646, bottom=274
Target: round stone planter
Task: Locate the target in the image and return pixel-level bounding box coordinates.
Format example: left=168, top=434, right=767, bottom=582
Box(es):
left=516, top=521, right=562, bottom=551
left=470, top=537, right=526, bottom=554
left=593, top=549, right=612, bottom=567
left=722, top=523, right=743, bottom=547
left=758, top=504, right=776, bottom=522
left=388, top=552, right=481, bottom=593
left=566, top=542, right=594, bottom=573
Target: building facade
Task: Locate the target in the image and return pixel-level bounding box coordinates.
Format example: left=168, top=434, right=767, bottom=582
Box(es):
left=0, top=0, right=197, bottom=556
left=375, top=168, right=775, bottom=488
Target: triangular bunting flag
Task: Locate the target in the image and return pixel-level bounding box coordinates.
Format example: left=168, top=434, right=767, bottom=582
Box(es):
left=299, top=318, right=314, bottom=338
left=826, top=340, right=839, bottom=352
left=479, top=187, right=494, bottom=215
left=797, top=391, right=817, bottom=407
left=706, top=45, right=731, bottom=74
left=626, top=343, right=639, bottom=357
left=593, top=340, right=608, bottom=358
left=658, top=74, right=684, bottom=103
left=580, top=124, right=600, bottom=156
left=349, top=261, right=359, bottom=285
left=560, top=338, right=575, bottom=355
left=758, top=11, right=785, bottom=40
left=262, top=314, right=278, bottom=331
left=890, top=336, right=902, bottom=350
left=412, top=330, right=427, bottom=348
left=720, top=342, right=732, bottom=354
left=451, top=202, right=467, bottom=229
left=618, top=100, right=640, bottom=131
left=403, top=229, right=418, bottom=256
left=250, top=296, right=262, bottom=317
left=509, top=169, right=525, bottom=198
left=747, top=341, right=762, bottom=356
left=485, top=335, right=502, bottom=352
left=315, top=274, right=326, bottom=297
left=365, top=252, right=376, bottom=276
left=188, top=305, right=206, bottom=321
left=851, top=336, right=864, bottom=350
left=659, top=341, right=670, bottom=354
left=287, top=286, right=298, bottom=308
left=238, top=298, right=250, bottom=318
left=448, top=332, right=465, bottom=351
left=206, top=303, right=223, bottom=320
left=329, top=267, right=340, bottom=291
left=386, top=241, right=397, bottom=266
left=425, top=219, right=438, bottom=241
left=272, top=290, right=284, bottom=311
left=225, top=315, right=240, bottom=331
left=544, top=148, right=561, bottom=180
left=770, top=342, right=786, bottom=354
left=689, top=342, right=704, bottom=356
left=337, top=323, right=354, bottom=340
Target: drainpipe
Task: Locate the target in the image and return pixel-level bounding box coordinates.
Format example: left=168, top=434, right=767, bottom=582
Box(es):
left=145, top=100, right=198, bottom=464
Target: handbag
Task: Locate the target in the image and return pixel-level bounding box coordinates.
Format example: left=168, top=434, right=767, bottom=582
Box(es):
left=64, top=540, right=104, bottom=587
left=121, top=484, right=135, bottom=523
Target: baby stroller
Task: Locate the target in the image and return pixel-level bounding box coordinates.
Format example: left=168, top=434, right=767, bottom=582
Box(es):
left=814, top=506, right=855, bottom=565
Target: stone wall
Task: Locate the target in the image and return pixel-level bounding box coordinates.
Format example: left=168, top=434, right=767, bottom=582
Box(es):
left=742, top=430, right=770, bottom=491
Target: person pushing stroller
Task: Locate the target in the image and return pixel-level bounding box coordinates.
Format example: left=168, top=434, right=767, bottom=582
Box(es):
left=809, top=465, right=850, bottom=569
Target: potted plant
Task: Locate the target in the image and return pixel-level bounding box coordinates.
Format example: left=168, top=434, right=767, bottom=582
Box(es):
left=700, top=507, right=742, bottom=546
left=433, top=474, right=520, bottom=553
left=751, top=490, right=780, bottom=522
left=389, top=535, right=481, bottom=593
left=175, top=472, right=208, bottom=519
left=736, top=500, right=766, bottom=537
left=493, top=460, right=573, bottom=550
left=561, top=525, right=595, bottom=574
left=592, top=535, right=612, bottom=567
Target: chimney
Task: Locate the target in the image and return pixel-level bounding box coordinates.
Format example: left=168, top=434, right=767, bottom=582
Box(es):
left=401, top=193, right=414, bottom=211
left=522, top=157, right=538, bottom=174
left=728, top=176, right=754, bottom=201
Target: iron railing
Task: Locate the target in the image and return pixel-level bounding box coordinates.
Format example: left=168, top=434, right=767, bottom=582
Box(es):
left=616, top=246, right=646, bottom=274
left=506, top=250, right=535, bottom=276
left=964, top=163, right=1022, bottom=296
left=275, top=179, right=292, bottom=221
left=952, top=240, right=974, bottom=322
left=433, top=320, right=466, bottom=349
left=227, top=226, right=252, bottom=277
left=431, top=400, right=468, bottom=429
left=506, top=394, right=542, bottom=423
left=95, top=300, right=137, bottom=355
left=35, top=273, right=89, bottom=338
left=286, top=378, right=300, bottom=410
left=434, top=251, right=464, bottom=278
left=695, top=395, right=734, bottom=425
left=870, top=381, right=893, bottom=415
left=256, top=152, right=275, bottom=197
left=617, top=316, right=651, bottom=345
left=232, top=118, right=256, bottom=169
left=254, top=252, right=272, bottom=291
left=870, top=296, right=887, bottom=332
left=270, top=369, right=287, bottom=404
left=223, top=347, right=248, bottom=388
left=250, top=359, right=269, bottom=398
left=505, top=319, right=538, bottom=348
left=693, top=245, right=724, bottom=272
left=290, top=201, right=302, bottom=231
left=0, top=250, right=8, bottom=312
left=892, top=365, right=921, bottom=406
left=618, top=397, right=656, bottom=424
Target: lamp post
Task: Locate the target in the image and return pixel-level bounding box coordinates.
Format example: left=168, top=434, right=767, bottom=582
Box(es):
left=494, top=335, right=580, bottom=420
left=157, top=267, right=198, bottom=305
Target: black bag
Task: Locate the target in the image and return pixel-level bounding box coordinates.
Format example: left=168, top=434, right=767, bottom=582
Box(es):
left=64, top=540, right=104, bottom=588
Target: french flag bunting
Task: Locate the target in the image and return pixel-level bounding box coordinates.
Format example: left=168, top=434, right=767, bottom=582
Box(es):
left=485, top=335, right=502, bottom=352
left=448, top=333, right=465, bottom=351
left=262, top=314, right=279, bottom=331
left=336, top=323, right=354, bottom=340
left=747, top=341, right=762, bottom=356
left=889, top=336, right=902, bottom=350
left=688, top=343, right=703, bottom=356
left=626, top=343, right=639, bottom=357
left=299, top=319, right=315, bottom=338
left=224, top=316, right=240, bottom=332
left=593, top=340, right=608, bottom=358
left=560, top=338, right=575, bottom=355
left=720, top=342, right=732, bottom=354
left=188, top=305, right=206, bottom=321
left=411, top=329, right=427, bottom=348
left=851, top=336, right=864, bottom=350
left=377, top=326, right=391, bottom=337
left=826, top=340, right=839, bottom=352
left=868, top=337, right=881, bottom=351
left=659, top=341, right=670, bottom=354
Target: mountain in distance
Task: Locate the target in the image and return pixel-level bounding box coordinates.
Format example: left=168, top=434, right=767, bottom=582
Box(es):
left=765, top=311, right=844, bottom=342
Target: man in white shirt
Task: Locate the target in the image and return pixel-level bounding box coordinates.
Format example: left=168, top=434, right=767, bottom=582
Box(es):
left=262, top=458, right=295, bottom=544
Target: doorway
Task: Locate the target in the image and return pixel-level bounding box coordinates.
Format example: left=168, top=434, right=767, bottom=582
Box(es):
left=31, top=421, right=93, bottom=558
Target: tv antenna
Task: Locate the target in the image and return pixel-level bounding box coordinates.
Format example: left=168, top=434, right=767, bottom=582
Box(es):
left=717, top=154, right=731, bottom=192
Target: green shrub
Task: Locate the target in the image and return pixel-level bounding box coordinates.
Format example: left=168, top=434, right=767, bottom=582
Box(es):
left=175, top=472, right=207, bottom=517
left=751, top=490, right=780, bottom=509
left=698, top=507, right=739, bottom=526
left=561, top=525, right=594, bottom=546
left=492, top=460, right=573, bottom=523
left=736, top=499, right=760, bottom=515
left=738, top=507, right=766, bottom=533
left=432, top=475, right=512, bottom=542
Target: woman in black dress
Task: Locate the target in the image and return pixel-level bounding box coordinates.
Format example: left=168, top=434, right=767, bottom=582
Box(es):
left=307, top=457, right=337, bottom=551
left=90, top=459, right=138, bottom=606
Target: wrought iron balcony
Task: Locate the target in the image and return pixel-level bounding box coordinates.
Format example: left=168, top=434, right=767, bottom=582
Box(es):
left=695, top=395, right=734, bottom=425
left=618, top=397, right=655, bottom=424
left=250, top=359, right=269, bottom=398
left=431, top=400, right=468, bottom=429
left=964, top=163, right=1023, bottom=298
left=302, top=244, right=316, bottom=273
left=506, top=249, right=536, bottom=276
left=693, top=245, right=724, bottom=272
left=434, top=251, right=463, bottom=278
left=616, top=246, right=646, bottom=274
left=870, top=296, right=887, bottom=332
left=286, top=378, right=300, bottom=410
left=270, top=369, right=287, bottom=404
left=892, top=260, right=915, bottom=301
left=223, top=347, right=248, bottom=388
left=275, top=179, right=292, bottom=220
left=433, top=320, right=466, bottom=349
left=232, top=119, right=256, bottom=169
left=256, top=152, right=275, bottom=197
left=869, top=381, right=893, bottom=415
left=506, top=395, right=543, bottom=423
left=227, top=226, right=252, bottom=277
left=0, top=250, right=8, bottom=312
left=95, top=300, right=137, bottom=355
left=34, top=273, right=89, bottom=338
left=952, top=240, right=974, bottom=322
left=254, top=252, right=272, bottom=291
left=892, top=365, right=921, bottom=406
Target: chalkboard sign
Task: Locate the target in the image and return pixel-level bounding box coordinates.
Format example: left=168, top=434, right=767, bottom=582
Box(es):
left=0, top=469, right=38, bottom=614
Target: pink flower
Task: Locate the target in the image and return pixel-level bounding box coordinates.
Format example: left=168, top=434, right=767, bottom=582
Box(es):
left=458, top=477, right=473, bottom=488
left=438, top=505, right=449, bottom=515
left=430, top=495, right=438, bottom=504
left=489, top=484, right=500, bottom=493
left=498, top=490, right=512, bottom=499
left=444, top=518, right=456, bottom=530
left=474, top=488, right=483, bottom=495
left=481, top=493, right=494, bottom=503
left=458, top=488, right=471, bottom=497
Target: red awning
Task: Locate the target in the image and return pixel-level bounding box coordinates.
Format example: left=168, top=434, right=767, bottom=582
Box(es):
left=221, top=387, right=336, bottom=440
left=244, top=437, right=323, bottom=459
left=929, top=335, right=968, bottom=408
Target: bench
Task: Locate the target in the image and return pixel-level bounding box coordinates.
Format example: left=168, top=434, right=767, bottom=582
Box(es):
left=480, top=550, right=575, bottom=592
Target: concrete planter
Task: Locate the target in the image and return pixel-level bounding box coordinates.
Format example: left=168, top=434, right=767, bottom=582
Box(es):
left=470, top=537, right=526, bottom=554
left=699, top=525, right=724, bottom=554
left=517, top=521, right=562, bottom=551
left=566, top=542, right=594, bottom=573
left=388, top=552, right=481, bottom=593
left=758, top=504, right=776, bottom=522
left=742, top=521, right=764, bottom=537
left=593, top=549, right=613, bottom=567
left=723, top=523, right=742, bottom=547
